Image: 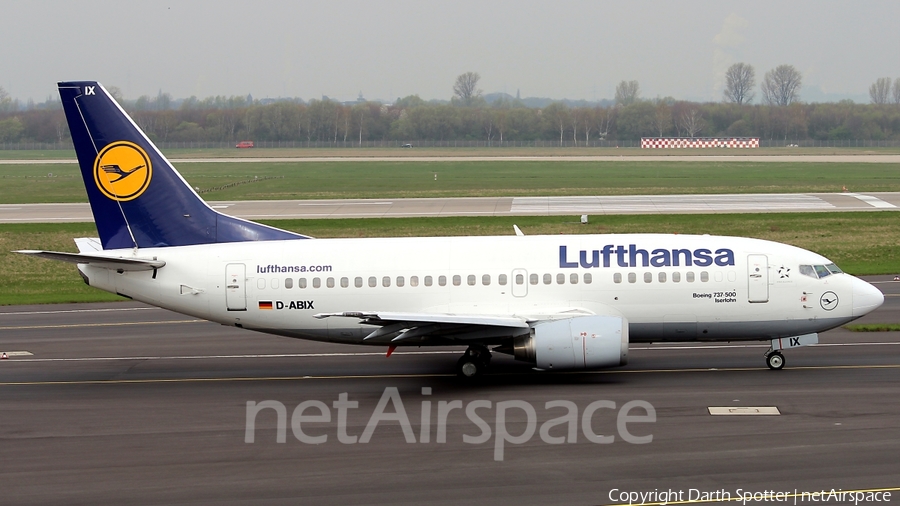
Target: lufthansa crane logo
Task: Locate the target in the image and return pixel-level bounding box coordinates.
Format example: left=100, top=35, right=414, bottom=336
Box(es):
left=820, top=291, right=839, bottom=311
left=93, top=141, right=152, bottom=201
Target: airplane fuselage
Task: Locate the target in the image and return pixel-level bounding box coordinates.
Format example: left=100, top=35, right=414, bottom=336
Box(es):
left=79, top=233, right=877, bottom=346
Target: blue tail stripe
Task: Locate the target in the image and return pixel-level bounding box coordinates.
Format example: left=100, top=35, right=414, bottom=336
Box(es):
left=58, top=81, right=308, bottom=250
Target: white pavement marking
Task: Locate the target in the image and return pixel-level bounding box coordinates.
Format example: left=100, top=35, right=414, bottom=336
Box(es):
left=510, top=194, right=835, bottom=214
left=6, top=342, right=900, bottom=363
left=708, top=407, right=780, bottom=415
left=9, top=351, right=460, bottom=362
left=297, top=202, right=393, bottom=206
left=0, top=307, right=161, bottom=316
left=0, top=351, right=33, bottom=357
left=844, top=193, right=897, bottom=208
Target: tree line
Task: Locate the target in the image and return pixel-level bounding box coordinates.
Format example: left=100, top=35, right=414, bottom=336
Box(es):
left=2, top=68, right=900, bottom=145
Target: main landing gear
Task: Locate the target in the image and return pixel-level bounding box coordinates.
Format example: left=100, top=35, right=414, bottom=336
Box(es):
left=456, top=345, right=492, bottom=378
left=765, top=350, right=785, bottom=370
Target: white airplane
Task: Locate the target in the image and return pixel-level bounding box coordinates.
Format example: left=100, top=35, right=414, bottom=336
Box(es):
left=19, top=82, right=884, bottom=377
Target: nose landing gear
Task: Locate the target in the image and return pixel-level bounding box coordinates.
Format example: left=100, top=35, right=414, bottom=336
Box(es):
left=763, top=334, right=818, bottom=370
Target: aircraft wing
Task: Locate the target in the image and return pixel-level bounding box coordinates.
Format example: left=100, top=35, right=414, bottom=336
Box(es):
left=15, top=250, right=165, bottom=272
left=315, top=311, right=532, bottom=343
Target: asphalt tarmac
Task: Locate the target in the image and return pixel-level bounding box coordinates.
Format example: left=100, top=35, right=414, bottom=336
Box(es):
left=2, top=192, right=899, bottom=223
left=1, top=278, right=899, bottom=505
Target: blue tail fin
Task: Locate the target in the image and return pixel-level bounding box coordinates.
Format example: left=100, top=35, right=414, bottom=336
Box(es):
left=58, top=81, right=308, bottom=250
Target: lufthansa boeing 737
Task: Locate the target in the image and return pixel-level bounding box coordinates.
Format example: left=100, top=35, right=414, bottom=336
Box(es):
left=18, top=82, right=885, bottom=377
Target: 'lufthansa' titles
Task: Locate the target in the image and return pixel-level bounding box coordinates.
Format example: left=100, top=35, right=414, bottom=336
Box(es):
left=559, top=245, right=735, bottom=269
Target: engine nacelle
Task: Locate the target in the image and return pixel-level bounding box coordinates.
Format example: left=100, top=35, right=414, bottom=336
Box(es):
left=513, top=316, right=628, bottom=370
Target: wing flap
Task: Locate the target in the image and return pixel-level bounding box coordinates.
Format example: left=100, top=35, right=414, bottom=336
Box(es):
left=315, top=311, right=531, bottom=344
left=315, top=311, right=530, bottom=328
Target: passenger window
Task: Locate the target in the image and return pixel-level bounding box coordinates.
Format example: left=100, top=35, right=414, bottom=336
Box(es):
left=299, top=278, right=307, bottom=289
left=285, top=278, right=293, bottom=289
left=613, top=273, right=622, bottom=284
left=482, top=274, right=490, bottom=286
left=686, top=272, right=695, bottom=283
left=530, top=273, right=538, bottom=285
left=644, top=272, right=652, bottom=283
left=672, top=272, right=680, bottom=283
left=714, top=272, right=723, bottom=282
left=557, top=273, right=565, bottom=284
left=584, top=273, right=592, bottom=284
left=467, top=275, right=476, bottom=286
left=700, top=271, right=709, bottom=282
left=326, top=277, right=335, bottom=288
left=727, top=271, right=736, bottom=282
left=499, top=274, right=508, bottom=286
left=340, top=277, right=349, bottom=288
left=410, top=276, right=419, bottom=287
left=313, top=277, right=321, bottom=288
left=453, top=275, right=461, bottom=286
left=355, top=277, right=363, bottom=288
left=570, top=273, right=578, bottom=284
left=424, top=276, right=433, bottom=286
left=516, top=274, right=524, bottom=285
left=628, top=272, right=636, bottom=283
left=257, top=278, right=266, bottom=290
left=382, top=276, right=391, bottom=287
left=439, top=276, right=447, bottom=286
left=271, top=278, right=279, bottom=289
left=543, top=273, right=552, bottom=285
left=658, top=272, right=666, bottom=283
left=397, top=276, right=405, bottom=287
left=368, top=276, right=376, bottom=288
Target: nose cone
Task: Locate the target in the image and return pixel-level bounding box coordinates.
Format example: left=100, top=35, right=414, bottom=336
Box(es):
left=851, top=276, right=884, bottom=317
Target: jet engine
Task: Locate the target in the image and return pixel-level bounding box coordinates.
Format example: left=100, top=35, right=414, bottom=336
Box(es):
left=512, top=316, right=628, bottom=370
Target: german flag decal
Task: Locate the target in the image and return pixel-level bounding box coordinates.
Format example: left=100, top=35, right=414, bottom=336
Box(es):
left=258, top=301, right=273, bottom=310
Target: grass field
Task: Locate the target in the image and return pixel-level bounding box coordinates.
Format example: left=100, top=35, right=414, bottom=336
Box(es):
left=3, top=159, right=900, bottom=203
left=3, top=212, right=899, bottom=305
left=3, top=146, right=900, bottom=160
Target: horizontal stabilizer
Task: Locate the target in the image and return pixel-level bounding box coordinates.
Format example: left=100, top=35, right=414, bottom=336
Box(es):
left=15, top=250, right=165, bottom=271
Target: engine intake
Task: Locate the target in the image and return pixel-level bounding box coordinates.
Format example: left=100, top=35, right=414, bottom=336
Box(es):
left=513, top=316, right=628, bottom=370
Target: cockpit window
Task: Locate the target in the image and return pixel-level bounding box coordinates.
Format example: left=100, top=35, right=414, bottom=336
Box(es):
left=813, top=265, right=832, bottom=278
left=800, top=264, right=843, bottom=279
left=825, top=263, right=843, bottom=274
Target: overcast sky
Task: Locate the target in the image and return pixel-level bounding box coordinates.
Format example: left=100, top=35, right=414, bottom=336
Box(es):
left=3, top=0, right=899, bottom=104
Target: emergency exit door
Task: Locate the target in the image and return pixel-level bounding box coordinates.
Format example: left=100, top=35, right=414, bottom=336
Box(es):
left=226, top=263, right=247, bottom=311
left=747, top=254, right=768, bottom=303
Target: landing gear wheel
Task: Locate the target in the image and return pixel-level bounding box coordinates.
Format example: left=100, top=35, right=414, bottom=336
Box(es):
left=456, top=356, right=486, bottom=378
left=766, top=351, right=785, bottom=370
left=456, top=345, right=492, bottom=378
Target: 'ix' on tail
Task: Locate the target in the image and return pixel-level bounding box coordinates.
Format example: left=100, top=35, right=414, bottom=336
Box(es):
left=58, top=81, right=308, bottom=250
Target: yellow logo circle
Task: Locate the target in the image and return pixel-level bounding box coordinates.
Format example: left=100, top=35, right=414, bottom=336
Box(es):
left=93, top=141, right=152, bottom=201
